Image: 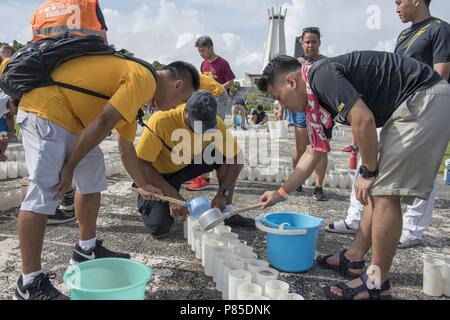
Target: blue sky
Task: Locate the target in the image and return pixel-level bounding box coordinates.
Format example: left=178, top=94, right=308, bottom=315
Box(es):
left=1, top=0, right=450, bottom=78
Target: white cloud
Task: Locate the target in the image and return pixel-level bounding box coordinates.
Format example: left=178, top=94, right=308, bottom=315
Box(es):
left=373, top=38, right=397, bottom=53
left=0, top=0, right=449, bottom=79
left=103, top=0, right=263, bottom=78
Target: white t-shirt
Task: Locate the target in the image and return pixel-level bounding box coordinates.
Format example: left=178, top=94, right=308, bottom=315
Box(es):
left=0, top=90, right=10, bottom=117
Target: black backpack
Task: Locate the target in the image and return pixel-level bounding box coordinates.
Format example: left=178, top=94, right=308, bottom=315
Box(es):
left=0, top=33, right=158, bottom=124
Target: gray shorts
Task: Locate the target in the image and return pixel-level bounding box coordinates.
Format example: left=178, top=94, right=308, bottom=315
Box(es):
left=371, top=80, right=450, bottom=202
left=216, top=91, right=230, bottom=120
left=17, top=110, right=107, bottom=215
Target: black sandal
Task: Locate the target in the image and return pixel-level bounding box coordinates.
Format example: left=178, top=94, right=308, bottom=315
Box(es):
left=316, top=249, right=365, bottom=278
left=324, top=272, right=392, bottom=300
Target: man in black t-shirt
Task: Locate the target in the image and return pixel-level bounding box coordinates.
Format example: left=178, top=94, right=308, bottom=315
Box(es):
left=329, top=0, right=450, bottom=249
left=250, top=105, right=268, bottom=125
left=257, top=52, right=450, bottom=300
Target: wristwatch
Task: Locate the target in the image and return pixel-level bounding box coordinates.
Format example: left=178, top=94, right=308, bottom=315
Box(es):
left=359, top=165, right=379, bottom=179
left=218, top=187, right=230, bottom=197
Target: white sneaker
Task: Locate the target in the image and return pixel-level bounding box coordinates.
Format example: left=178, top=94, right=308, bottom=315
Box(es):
left=398, top=238, right=422, bottom=249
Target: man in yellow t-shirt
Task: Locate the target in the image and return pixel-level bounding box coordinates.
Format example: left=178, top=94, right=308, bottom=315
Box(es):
left=186, top=74, right=227, bottom=191
left=14, top=57, right=200, bottom=300
left=135, top=91, right=254, bottom=239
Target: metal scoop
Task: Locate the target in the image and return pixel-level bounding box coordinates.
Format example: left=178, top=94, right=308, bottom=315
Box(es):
left=198, top=203, right=264, bottom=231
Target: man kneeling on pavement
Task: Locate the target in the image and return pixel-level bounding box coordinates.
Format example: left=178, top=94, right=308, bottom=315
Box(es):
left=135, top=90, right=255, bottom=239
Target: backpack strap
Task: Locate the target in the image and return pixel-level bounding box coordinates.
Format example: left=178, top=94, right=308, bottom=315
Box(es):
left=51, top=81, right=111, bottom=100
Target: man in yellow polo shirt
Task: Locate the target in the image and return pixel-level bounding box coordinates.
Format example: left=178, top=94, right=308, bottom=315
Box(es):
left=186, top=73, right=226, bottom=191
left=135, top=90, right=255, bottom=239
left=14, top=56, right=200, bottom=300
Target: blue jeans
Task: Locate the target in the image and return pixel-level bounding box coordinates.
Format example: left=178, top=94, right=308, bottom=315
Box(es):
left=0, top=116, right=8, bottom=132
left=137, top=162, right=220, bottom=236
left=287, top=112, right=307, bottom=128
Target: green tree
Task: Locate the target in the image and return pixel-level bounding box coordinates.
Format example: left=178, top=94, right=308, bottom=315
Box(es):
left=152, top=61, right=166, bottom=70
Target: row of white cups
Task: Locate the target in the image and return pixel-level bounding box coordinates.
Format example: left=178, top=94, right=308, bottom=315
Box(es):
left=0, top=182, right=27, bottom=211
left=184, top=217, right=304, bottom=300
left=237, top=165, right=355, bottom=189
left=0, top=156, right=126, bottom=181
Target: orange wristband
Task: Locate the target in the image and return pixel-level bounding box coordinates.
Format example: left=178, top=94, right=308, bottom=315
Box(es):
left=277, top=187, right=288, bottom=198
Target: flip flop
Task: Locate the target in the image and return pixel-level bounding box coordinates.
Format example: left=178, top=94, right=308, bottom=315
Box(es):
left=325, top=220, right=357, bottom=235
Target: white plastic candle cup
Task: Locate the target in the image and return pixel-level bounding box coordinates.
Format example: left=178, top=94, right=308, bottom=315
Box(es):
left=236, top=252, right=258, bottom=270
left=188, top=217, right=200, bottom=246
left=0, top=162, right=7, bottom=180
left=222, top=260, right=245, bottom=300
left=264, top=280, right=290, bottom=300
left=443, top=257, right=450, bottom=297
left=305, top=173, right=315, bottom=187
left=195, top=239, right=203, bottom=260
left=194, top=229, right=208, bottom=259
left=202, top=233, right=220, bottom=267
left=228, top=239, right=247, bottom=251
left=248, top=167, right=257, bottom=181
left=247, top=260, right=270, bottom=283
left=191, top=225, right=203, bottom=252
left=212, top=246, right=233, bottom=283
left=328, top=171, right=338, bottom=188
left=5, top=150, right=15, bottom=161
left=204, top=239, right=224, bottom=277
left=214, top=225, right=232, bottom=236
left=284, top=168, right=293, bottom=181
left=276, top=167, right=285, bottom=183
left=255, top=268, right=279, bottom=293
left=17, top=150, right=25, bottom=162
left=228, top=270, right=252, bottom=301
left=244, top=295, right=270, bottom=300
left=237, top=283, right=263, bottom=300
left=186, top=217, right=192, bottom=243
left=215, top=253, right=238, bottom=292
left=338, top=170, right=347, bottom=189
left=423, top=256, right=445, bottom=297
left=183, top=219, right=188, bottom=240
left=7, top=161, right=18, bottom=179
left=234, top=245, right=253, bottom=256
left=220, top=232, right=239, bottom=247
left=18, top=162, right=28, bottom=178
left=286, top=293, right=305, bottom=300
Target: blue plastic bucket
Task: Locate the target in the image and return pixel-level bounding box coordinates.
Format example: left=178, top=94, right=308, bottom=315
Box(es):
left=64, top=258, right=152, bottom=300
left=235, top=116, right=242, bottom=127
left=256, top=213, right=323, bottom=272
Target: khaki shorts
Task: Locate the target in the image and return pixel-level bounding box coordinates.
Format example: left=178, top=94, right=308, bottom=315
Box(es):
left=17, top=110, right=107, bottom=215
left=371, top=80, right=450, bottom=203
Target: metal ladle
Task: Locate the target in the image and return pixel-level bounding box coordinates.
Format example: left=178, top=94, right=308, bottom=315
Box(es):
left=198, top=203, right=265, bottom=231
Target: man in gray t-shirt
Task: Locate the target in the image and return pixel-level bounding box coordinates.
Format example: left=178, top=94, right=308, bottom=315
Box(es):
left=257, top=50, right=450, bottom=300
left=328, top=0, right=450, bottom=249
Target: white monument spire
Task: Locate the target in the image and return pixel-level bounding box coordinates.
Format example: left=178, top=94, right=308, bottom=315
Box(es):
left=262, top=6, right=287, bottom=72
